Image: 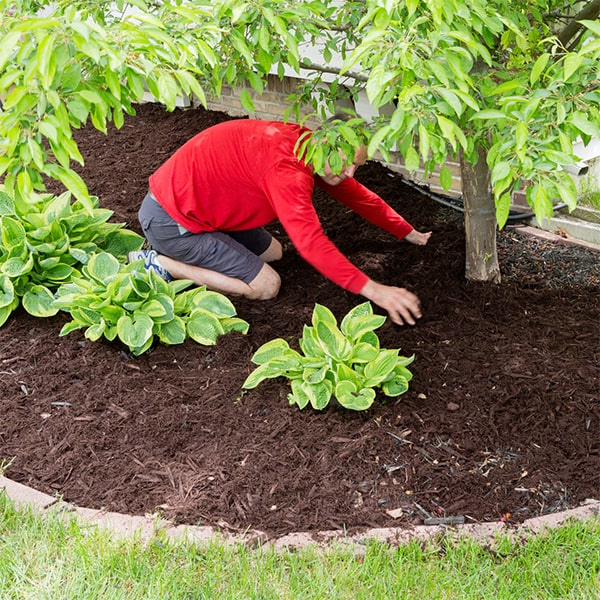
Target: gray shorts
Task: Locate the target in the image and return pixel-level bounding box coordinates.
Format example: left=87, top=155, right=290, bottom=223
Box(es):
left=138, top=192, right=272, bottom=284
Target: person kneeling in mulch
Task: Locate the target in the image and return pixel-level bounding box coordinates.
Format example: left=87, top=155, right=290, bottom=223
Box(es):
left=129, top=117, right=432, bottom=326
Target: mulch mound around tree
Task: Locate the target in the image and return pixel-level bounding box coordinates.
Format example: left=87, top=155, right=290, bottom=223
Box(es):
left=1, top=103, right=598, bottom=538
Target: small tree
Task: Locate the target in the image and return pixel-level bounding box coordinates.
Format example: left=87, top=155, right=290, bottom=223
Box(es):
left=1, top=0, right=599, bottom=283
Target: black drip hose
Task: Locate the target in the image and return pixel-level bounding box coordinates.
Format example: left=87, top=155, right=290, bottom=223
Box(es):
left=395, top=173, right=568, bottom=223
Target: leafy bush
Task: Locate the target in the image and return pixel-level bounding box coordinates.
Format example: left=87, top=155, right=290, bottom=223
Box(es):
left=243, top=302, right=414, bottom=411
left=53, top=252, right=249, bottom=355
left=0, top=189, right=143, bottom=326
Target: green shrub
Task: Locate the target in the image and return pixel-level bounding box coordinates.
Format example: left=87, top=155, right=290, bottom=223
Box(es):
left=243, top=302, right=414, bottom=411
left=53, top=252, right=249, bottom=355
left=0, top=188, right=143, bottom=326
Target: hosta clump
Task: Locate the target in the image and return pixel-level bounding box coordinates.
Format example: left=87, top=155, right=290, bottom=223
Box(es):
left=243, top=302, right=414, bottom=411
left=53, top=252, right=249, bottom=355
left=0, top=189, right=143, bottom=327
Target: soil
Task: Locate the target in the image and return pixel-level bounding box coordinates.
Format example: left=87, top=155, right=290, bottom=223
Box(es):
left=1, top=103, right=598, bottom=539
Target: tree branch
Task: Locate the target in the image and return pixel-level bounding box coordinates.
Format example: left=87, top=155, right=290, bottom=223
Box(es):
left=556, top=0, right=600, bottom=47
left=300, top=60, right=368, bottom=82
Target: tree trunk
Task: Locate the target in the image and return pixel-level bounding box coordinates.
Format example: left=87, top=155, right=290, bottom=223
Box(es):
left=460, top=146, right=501, bottom=283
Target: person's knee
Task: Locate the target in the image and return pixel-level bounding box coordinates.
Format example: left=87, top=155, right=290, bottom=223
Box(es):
left=247, top=264, right=281, bottom=300
left=259, top=238, right=283, bottom=263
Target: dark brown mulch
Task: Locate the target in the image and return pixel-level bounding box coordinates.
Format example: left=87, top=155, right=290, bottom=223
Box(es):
left=1, top=103, right=598, bottom=538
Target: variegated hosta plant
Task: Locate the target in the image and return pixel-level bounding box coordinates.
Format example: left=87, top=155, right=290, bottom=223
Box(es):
left=53, top=252, right=249, bottom=356
left=243, top=302, right=414, bottom=411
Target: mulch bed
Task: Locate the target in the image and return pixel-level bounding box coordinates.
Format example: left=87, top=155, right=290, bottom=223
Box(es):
left=1, top=103, right=598, bottom=538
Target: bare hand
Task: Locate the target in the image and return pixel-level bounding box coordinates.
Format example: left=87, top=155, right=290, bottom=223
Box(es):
left=359, top=280, right=423, bottom=326
left=404, top=229, right=432, bottom=246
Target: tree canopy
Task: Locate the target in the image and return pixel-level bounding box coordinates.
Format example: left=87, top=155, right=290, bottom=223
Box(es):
left=1, top=0, right=599, bottom=228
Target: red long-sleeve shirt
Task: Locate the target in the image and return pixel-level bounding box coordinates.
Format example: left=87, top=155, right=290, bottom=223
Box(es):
left=149, top=119, right=414, bottom=294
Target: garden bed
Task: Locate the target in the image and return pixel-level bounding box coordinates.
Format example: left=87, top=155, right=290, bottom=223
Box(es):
left=0, top=103, right=598, bottom=538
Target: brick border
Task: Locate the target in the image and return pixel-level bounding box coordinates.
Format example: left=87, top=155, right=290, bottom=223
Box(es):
left=1, top=476, right=598, bottom=553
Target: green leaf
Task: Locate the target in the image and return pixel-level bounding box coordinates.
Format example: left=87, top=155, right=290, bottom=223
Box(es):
left=116, top=313, right=154, bottom=352
left=381, top=374, right=409, bottom=397
left=363, top=349, right=399, bottom=387
left=186, top=307, right=225, bottom=346
left=141, top=297, right=174, bottom=322
left=303, top=379, right=333, bottom=410
left=1, top=255, right=34, bottom=278
left=251, top=338, right=291, bottom=364
left=530, top=53, right=549, bottom=85
left=563, top=53, right=583, bottom=81
left=86, top=252, right=121, bottom=282
left=157, top=316, right=187, bottom=345
left=299, top=325, right=326, bottom=357
left=1, top=216, right=26, bottom=249
left=404, top=146, right=420, bottom=172
left=0, top=192, right=15, bottom=215
left=341, top=311, right=386, bottom=341
left=302, top=365, right=328, bottom=385
left=288, top=378, right=310, bottom=409
left=335, top=384, right=376, bottom=411
left=191, top=290, right=237, bottom=317
left=22, top=285, right=59, bottom=318
left=220, top=316, right=250, bottom=334
left=243, top=362, right=287, bottom=389
left=316, top=320, right=352, bottom=361
left=439, top=166, right=453, bottom=191
left=0, top=276, right=15, bottom=309
left=311, top=303, right=338, bottom=329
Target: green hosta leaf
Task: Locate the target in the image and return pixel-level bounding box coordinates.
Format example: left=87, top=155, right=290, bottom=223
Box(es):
left=288, top=378, right=310, bottom=409
left=341, top=301, right=372, bottom=323
left=316, top=320, right=352, bottom=361
left=220, top=316, right=250, bottom=334
left=130, top=274, right=153, bottom=298
left=251, top=338, right=291, bottom=364
left=59, top=320, right=85, bottom=336
left=363, top=349, right=399, bottom=387
left=302, top=365, right=328, bottom=384
left=156, top=316, right=187, bottom=345
left=311, top=303, right=338, bottom=329
left=141, top=296, right=174, bottom=323
left=1, top=216, right=26, bottom=249
left=304, top=379, right=333, bottom=410
left=186, top=307, right=225, bottom=346
left=22, top=285, right=59, bottom=317
left=0, top=191, right=15, bottom=215
left=381, top=373, right=410, bottom=397
left=243, top=362, right=288, bottom=389
left=117, top=312, right=154, bottom=351
left=335, top=382, right=376, bottom=411
left=0, top=276, right=15, bottom=309
left=69, top=247, right=90, bottom=265
left=86, top=252, right=121, bottom=283
left=342, top=312, right=387, bottom=341
left=99, top=304, right=126, bottom=324
left=99, top=229, right=145, bottom=258
left=299, top=325, right=326, bottom=357
left=1, top=254, right=33, bottom=278
left=85, top=320, right=107, bottom=342
left=358, top=330, right=380, bottom=349
left=397, top=354, right=415, bottom=367
left=41, top=263, right=74, bottom=283
left=0, top=301, right=18, bottom=328
left=350, top=341, right=380, bottom=363
left=191, top=290, right=237, bottom=317
left=336, top=362, right=362, bottom=388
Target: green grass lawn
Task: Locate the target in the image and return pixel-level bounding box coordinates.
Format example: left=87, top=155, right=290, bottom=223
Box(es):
left=1, top=493, right=599, bottom=599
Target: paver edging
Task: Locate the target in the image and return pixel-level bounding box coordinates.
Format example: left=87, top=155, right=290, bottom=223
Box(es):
left=2, top=476, right=598, bottom=554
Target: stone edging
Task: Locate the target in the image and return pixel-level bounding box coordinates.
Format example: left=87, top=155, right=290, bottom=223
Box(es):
left=2, top=476, right=598, bottom=553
